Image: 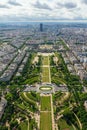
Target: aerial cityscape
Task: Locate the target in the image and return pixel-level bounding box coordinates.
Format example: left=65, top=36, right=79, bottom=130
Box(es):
left=0, top=0, right=87, bottom=130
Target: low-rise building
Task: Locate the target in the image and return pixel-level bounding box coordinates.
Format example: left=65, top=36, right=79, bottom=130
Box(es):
left=0, top=97, right=7, bottom=119
left=67, top=64, right=75, bottom=73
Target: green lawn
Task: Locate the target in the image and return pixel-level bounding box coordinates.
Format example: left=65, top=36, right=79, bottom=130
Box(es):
left=24, top=76, right=39, bottom=84
left=20, top=92, right=37, bottom=112
left=58, top=119, right=74, bottom=130
left=52, top=76, right=66, bottom=85
left=42, top=56, right=51, bottom=83
left=42, top=56, right=49, bottom=65
left=42, top=67, right=50, bottom=82
left=42, top=75, right=50, bottom=83
left=41, top=96, right=51, bottom=111
left=26, top=92, right=39, bottom=102
left=40, top=112, right=52, bottom=130
left=21, top=92, right=36, bottom=105
left=42, top=67, right=49, bottom=76
left=19, top=121, right=28, bottom=130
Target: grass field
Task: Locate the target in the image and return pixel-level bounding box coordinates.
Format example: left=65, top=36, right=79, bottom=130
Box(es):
left=40, top=112, right=52, bottom=130
left=42, top=67, right=50, bottom=82
left=42, top=56, right=49, bottom=65
left=42, top=67, right=49, bottom=76
left=41, top=55, right=51, bottom=83
left=41, top=96, right=51, bottom=111
left=19, top=121, right=28, bottom=130
left=40, top=56, right=52, bottom=130
left=42, top=76, right=50, bottom=83
left=58, top=119, right=74, bottom=130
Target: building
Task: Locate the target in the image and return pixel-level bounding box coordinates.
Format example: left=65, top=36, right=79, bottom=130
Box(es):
left=0, top=97, right=7, bottom=119
left=40, top=23, right=43, bottom=32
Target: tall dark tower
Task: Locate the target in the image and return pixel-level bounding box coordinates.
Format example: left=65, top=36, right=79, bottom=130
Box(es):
left=40, top=23, right=43, bottom=32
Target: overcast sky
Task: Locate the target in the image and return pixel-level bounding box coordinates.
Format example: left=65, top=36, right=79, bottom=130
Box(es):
left=0, top=0, right=87, bottom=22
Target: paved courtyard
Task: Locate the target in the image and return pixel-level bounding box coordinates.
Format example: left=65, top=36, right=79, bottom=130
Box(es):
left=24, top=83, right=68, bottom=94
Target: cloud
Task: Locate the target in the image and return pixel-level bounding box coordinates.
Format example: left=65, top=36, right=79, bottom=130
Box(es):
left=57, top=2, right=77, bottom=9
left=0, top=4, right=9, bottom=9
left=8, top=0, right=22, bottom=6
left=64, top=2, right=77, bottom=9
left=32, top=1, right=52, bottom=10
left=82, top=0, right=87, bottom=4
left=0, top=0, right=86, bottom=22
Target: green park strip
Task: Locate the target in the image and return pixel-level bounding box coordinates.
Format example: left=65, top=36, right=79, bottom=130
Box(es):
left=42, top=56, right=49, bottom=65
left=42, top=76, right=50, bottom=83
left=42, top=67, right=49, bottom=77
left=41, top=55, right=51, bottom=83
left=42, top=67, right=50, bottom=82
left=40, top=112, right=52, bottom=130
left=41, top=96, right=51, bottom=111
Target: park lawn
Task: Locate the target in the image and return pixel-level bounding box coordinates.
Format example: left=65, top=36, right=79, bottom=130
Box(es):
left=42, top=56, right=49, bottom=65
left=58, top=119, right=74, bottom=130
left=24, top=76, right=39, bottom=84
left=20, top=93, right=36, bottom=105
left=42, top=76, right=50, bottom=83
left=42, top=67, right=50, bottom=82
left=26, top=92, right=38, bottom=102
left=40, top=112, right=52, bottom=130
left=41, top=96, right=51, bottom=111
left=42, top=67, right=49, bottom=76
left=17, top=100, right=35, bottom=113
left=51, top=76, right=66, bottom=85
left=19, top=121, right=28, bottom=130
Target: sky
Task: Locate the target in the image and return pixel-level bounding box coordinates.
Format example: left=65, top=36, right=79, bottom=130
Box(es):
left=0, top=0, right=87, bottom=22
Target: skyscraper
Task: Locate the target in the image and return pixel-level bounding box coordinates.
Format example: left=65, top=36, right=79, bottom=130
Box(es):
left=40, top=23, right=43, bottom=32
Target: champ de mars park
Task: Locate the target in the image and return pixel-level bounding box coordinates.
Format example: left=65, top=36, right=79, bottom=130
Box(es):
left=1, top=40, right=86, bottom=130
left=1, top=0, right=87, bottom=129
